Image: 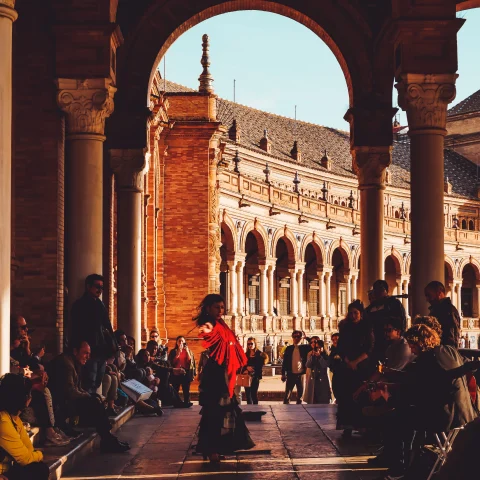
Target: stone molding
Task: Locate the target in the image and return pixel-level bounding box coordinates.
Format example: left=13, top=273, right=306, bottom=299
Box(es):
left=352, top=146, right=391, bottom=188
left=57, top=78, right=116, bottom=136
left=0, top=0, right=18, bottom=21
left=110, top=149, right=150, bottom=192
left=396, top=73, right=457, bottom=134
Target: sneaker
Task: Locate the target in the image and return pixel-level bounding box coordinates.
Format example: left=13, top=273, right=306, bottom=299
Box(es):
left=100, top=436, right=131, bottom=453
left=45, top=433, right=71, bottom=447
left=54, top=427, right=72, bottom=443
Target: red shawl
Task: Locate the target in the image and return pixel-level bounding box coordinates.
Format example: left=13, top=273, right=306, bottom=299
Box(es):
left=199, top=318, right=247, bottom=397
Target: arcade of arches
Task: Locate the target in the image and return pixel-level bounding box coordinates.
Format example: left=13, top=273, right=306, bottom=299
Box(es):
left=2, top=0, right=480, bottom=372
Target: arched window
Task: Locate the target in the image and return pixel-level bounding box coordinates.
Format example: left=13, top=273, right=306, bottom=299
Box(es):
left=469, top=220, right=475, bottom=231
left=340, top=201, right=346, bottom=207
left=461, top=219, right=467, bottom=230
left=334, top=199, right=339, bottom=205
left=394, top=210, right=400, bottom=219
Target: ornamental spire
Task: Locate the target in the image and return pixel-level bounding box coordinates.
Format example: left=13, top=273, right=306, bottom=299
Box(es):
left=198, top=34, right=214, bottom=93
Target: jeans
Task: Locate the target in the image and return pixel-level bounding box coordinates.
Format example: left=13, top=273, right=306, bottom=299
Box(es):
left=83, top=355, right=107, bottom=394
left=245, top=377, right=260, bottom=404
left=283, top=373, right=304, bottom=404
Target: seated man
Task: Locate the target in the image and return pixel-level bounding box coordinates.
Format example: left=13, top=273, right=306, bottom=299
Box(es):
left=10, top=314, right=32, bottom=368
left=47, top=339, right=130, bottom=453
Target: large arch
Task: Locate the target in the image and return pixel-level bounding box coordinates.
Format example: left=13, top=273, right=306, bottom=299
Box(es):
left=327, top=239, right=351, bottom=268
left=239, top=220, right=267, bottom=259
left=271, top=227, right=298, bottom=264
left=112, top=0, right=379, bottom=147
left=384, top=247, right=404, bottom=275
left=300, top=233, right=326, bottom=267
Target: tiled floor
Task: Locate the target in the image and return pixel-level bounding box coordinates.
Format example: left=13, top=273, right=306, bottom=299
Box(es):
left=64, top=404, right=385, bottom=480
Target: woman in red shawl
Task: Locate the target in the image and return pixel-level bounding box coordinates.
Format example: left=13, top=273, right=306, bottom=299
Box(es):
left=195, top=294, right=255, bottom=462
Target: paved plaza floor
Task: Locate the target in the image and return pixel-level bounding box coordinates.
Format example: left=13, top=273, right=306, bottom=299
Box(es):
left=64, top=404, right=386, bottom=480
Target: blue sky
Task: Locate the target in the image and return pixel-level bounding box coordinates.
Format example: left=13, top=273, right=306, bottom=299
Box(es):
left=163, top=9, right=480, bottom=131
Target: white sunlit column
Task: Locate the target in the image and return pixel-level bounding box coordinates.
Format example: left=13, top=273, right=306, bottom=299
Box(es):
left=259, top=265, right=268, bottom=316
left=456, top=282, right=462, bottom=316
left=297, top=269, right=305, bottom=317
left=267, top=264, right=275, bottom=316
left=346, top=274, right=352, bottom=305
left=318, top=271, right=325, bottom=316
left=403, top=278, right=410, bottom=317
left=476, top=285, right=480, bottom=318
left=227, top=260, right=237, bottom=315
left=325, top=271, right=332, bottom=317
left=237, top=259, right=245, bottom=316
left=351, top=273, right=358, bottom=301
left=289, top=268, right=298, bottom=317
left=0, top=0, right=18, bottom=374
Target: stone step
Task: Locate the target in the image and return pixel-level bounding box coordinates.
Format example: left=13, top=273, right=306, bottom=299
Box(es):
left=189, top=390, right=299, bottom=402
left=42, top=405, right=135, bottom=480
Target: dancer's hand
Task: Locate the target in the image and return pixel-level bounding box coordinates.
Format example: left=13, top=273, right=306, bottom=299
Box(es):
left=199, top=322, right=214, bottom=335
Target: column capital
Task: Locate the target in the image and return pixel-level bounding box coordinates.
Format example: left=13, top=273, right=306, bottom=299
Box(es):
left=110, top=149, right=150, bottom=192
left=56, top=78, right=116, bottom=136
left=352, top=145, right=391, bottom=189
left=395, top=73, right=457, bottom=135
left=0, top=0, right=18, bottom=22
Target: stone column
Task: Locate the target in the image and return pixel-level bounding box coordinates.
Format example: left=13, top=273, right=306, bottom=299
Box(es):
left=476, top=285, right=480, bottom=318
left=57, top=78, right=116, bottom=315
left=351, top=272, right=358, bottom=301
left=226, top=260, right=237, bottom=315
left=352, top=146, right=390, bottom=303
left=289, top=268, right=298, bottom=317
left=346, top=274, right=352, bottom=305
left=110, top=149, right=149, bottom=347
left=325, top=271, right=332, bottom=317
left=267, top=264, right=275, bottom=316
left=297, top=268, right=305, bottom=317
left=396, top=74, right=457, bottom=315
left=318, top=271, right=325, bottom=316
left=0, top=0, right=17, bottom=374
left=237, top=259, right=245, bottom=316
left=402, top=278, right=410, bottom=317
left=259, top=265, right=268, bottom=316
left=456, top=282, right=462, bottom=315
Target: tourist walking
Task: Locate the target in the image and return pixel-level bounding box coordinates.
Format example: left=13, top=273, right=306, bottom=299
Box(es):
left=336, top=300, right=375, bottom=437
left=243, top=337, right=268, bottom=404
left=304, top=337, right=331, bottom=404
left=425, top=280, right=461, bottom=347
left=281, top=330, right=311, bottom=404
left=195, top=294, right=255, bottom=463
left=168, top=336, right=196, bottom=406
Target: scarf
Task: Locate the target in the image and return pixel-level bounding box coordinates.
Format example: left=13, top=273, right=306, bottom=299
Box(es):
left=199, top=318, right=247, bottom=397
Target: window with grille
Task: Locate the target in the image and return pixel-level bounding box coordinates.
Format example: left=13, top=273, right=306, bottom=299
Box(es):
left=248, top=275, right=260, bottom=314
left=308, top=280, right=319, bottom=316
left=278, top=277, right=291, bottom=315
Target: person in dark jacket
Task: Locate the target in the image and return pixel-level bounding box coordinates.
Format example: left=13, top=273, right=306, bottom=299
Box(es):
left=281, top=331, right=311, bottom=404
left=425, top=280, right=461, bottom=347
left=243, top=337, right=268, bottom=404
left=365, top=279, right=406, bottom=363
left=70, top=274, right=118, bottom=394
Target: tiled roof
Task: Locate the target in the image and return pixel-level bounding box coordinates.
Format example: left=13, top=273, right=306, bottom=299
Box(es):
left=448, top=89, right=480, bottom=117
left=163, top=80, right=479, bottom=199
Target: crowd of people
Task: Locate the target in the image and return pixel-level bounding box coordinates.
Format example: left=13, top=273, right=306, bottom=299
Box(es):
left=3, top=273, right=480, bottom=479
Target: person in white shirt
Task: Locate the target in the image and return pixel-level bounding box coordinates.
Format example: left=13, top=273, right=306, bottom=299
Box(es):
left=281, top=331, right=311, bottom=404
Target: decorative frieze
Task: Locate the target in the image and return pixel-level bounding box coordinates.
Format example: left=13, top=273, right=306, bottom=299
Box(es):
left=57, top=78, right=116, bottom=136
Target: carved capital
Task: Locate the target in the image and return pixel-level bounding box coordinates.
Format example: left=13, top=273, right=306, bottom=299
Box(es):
left=352, top=146, right=391, bottom=188
left=396, top=74, right=457, bottom=134
left=110, top=149, right=150, bottom=192
left=0, top=0, right=18, bottom=21
left=57, top=78, right=116, bottom=136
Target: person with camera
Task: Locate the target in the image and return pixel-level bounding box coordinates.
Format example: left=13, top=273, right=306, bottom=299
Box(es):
left=281, top=330, right=311, bottom=404
left=168, top=336, right=196, bottom=407
left=243, top=337, right=268, bottom=405
left=70, top=274, right=118, bottom=395
left=0, top=374, right=49, bottom=480
left=10, top=315, right=32, bottom=369
left=149, top=330, right=169, bottom=362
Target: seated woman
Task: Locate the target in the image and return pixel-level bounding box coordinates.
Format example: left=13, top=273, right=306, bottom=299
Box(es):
left=304, top=337, right=331, bottom=405
left=195, top=294, right=255, bottom=462
left=0, top=374, right=49, bottom=480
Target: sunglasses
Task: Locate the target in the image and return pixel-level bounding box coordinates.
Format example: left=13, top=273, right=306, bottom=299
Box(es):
left=151, top=334, right=159, bottom=338
left=247, top=343, right=254, bottom=346
left=20, top=325, right=28, bottom=330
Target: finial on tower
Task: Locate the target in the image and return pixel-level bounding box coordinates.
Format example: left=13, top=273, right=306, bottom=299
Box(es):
left=199, top=34, right=214, bottom=93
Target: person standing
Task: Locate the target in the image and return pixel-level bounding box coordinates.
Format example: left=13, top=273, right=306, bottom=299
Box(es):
left=168, top=336, right=196, bottom=406
left=281, top=330, right=311, bottom=404
left=243, top=337, right=268, bottom=404
left=304, top=337, right=331, bottom=404
left=425, top=280, right=461, bottom=347
left=365, top=280, right=406, bottom=363
left=195, top=294, right=254, bottom=463
left=70, top=274, right=118, bottom=394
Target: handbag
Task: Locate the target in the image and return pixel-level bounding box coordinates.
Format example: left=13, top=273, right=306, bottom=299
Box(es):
left=236, top=373, right=252, bottom=387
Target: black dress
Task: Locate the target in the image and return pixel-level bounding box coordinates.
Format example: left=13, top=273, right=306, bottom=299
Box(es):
left=196, top=358, right=255, bottom=455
